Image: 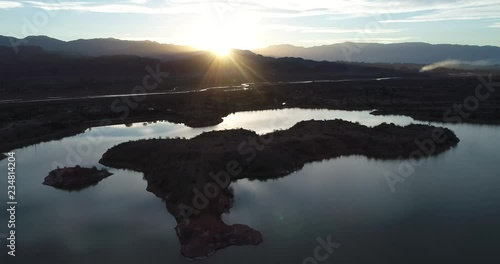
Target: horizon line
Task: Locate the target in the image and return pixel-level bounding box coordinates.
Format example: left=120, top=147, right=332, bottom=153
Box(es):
left=2, top=34, right=500, bottom=50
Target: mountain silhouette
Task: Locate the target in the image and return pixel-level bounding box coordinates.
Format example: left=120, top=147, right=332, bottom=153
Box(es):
left=253, top=42, right=500, bottom=64
left=3, top=36, right=500, bottom=65
left=0, top=35, right=197, bottom=59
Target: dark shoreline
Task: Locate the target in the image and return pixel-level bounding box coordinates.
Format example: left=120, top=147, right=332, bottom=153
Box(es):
left=1, top=76, right=498, bottom=153
left=100, top=119, right=460, bottom=181
left=99, top=119, right=459, bottom=259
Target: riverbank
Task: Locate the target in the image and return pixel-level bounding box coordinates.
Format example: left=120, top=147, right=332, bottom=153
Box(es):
left=100, top=119, right=460, bottom=181
left=1, top=76, right=497, bottom=153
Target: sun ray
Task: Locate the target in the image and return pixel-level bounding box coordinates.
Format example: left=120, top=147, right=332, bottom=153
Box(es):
left=213, top=47, right=231, bottom=57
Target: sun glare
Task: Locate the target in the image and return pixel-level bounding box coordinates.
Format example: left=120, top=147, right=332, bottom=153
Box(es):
left=187, top=13, right=259, bottom=56
left=196, top=33, right=234, bottom=57
left=213, top=47, right=231, bottom=57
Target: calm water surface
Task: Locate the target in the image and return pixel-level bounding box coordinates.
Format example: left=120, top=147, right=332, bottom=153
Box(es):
left=1, top=109, right=499, bottom=263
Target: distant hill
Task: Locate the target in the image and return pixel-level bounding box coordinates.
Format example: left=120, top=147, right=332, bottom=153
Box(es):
left=3, top=36, right=500, bottom=65
left=0, top=45, right=164, bottom=78
left=0, top=35, right=197, bottom=60
left=0, top=45, right=408, bottom=83
left=253, top=43, right=500, bottom=64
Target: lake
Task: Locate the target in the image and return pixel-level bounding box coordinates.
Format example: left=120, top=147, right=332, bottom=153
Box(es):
left=1, top=108, right=499, bottom=263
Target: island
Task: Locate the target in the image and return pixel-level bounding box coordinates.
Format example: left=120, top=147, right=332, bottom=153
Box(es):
left=43, top=166, right=113, bottom=191
left=99, top=119, right=459, bottom=259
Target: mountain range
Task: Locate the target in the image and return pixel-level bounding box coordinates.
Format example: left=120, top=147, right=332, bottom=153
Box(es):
left=1, top=35, right=500, bottom=66
left=253, top=43, right=500, bottom=65
left=0, top=35, right=197, bottom=60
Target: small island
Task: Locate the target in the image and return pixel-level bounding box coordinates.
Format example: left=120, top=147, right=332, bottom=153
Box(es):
left=99, top=119, right=459, bottom=259
left=43, top=166, right=113, bottom=191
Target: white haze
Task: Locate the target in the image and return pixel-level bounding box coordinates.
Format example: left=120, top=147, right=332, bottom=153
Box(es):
left=420, top=59, right=492, bottom=72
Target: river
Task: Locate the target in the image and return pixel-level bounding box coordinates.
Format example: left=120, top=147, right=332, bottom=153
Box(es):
left=1, top=108, right=499, bottom=263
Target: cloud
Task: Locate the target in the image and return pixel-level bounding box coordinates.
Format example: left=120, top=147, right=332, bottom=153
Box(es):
left=128, top=0, right=149, bottom=4
left=0, top=1, right=22, bottom=9
left=11, top=1, right=498, bottom=34
left=230, top=0, right=500, bottom=20
left=14, top=0, right=500, bottom=24
left=381, top=0, right=500, bottom=23
left=489, top=22, right=500, bottom=28
left=264, top=24, right=400, bottom=34
left=23, top=0, right=199, bottom=14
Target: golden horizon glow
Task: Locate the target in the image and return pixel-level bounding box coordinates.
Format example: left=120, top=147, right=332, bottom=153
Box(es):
left=186, top=13, right=260, bottom=53
left=212, top=47, right=231, bottom=57
left=192, top=30, right=237, bottom=56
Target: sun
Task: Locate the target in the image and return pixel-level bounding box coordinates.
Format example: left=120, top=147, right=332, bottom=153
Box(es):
left=195, top=34, right=234, bottom=57
left=212, top=47, right=231, bottom=57
left=187, top=14, right=259, bottom=56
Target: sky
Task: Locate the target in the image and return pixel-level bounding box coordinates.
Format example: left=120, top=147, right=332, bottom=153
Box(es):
left=1, top=0, right=499, bottom=50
